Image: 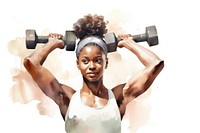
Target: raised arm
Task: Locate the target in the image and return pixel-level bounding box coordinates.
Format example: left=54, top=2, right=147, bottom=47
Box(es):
left=23, top=34, right=75, bottom=119
left=117, top=34, right=164, bottom=103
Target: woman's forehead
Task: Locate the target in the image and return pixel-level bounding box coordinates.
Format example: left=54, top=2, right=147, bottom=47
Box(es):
left=79, top=46, right=105, bottom=58
left=83, top=45, right=103, bottom=53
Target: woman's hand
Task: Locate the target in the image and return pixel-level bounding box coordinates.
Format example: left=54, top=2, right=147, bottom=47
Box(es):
left=117, top=34, right=133, bottom=48
left=49, top=33, right=65, bottom=49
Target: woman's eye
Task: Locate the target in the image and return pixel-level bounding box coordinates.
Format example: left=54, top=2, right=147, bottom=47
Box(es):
left=82, top=59, right=89, bottom=64
left=95, top=59, right=101, bottom=64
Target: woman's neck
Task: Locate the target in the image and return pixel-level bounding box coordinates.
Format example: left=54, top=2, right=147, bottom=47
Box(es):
left=82, top=77, right=106, bottom=96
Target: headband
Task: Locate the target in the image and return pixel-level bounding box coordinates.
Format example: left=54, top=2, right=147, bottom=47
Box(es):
left=76, top=36, right=108, bottom=58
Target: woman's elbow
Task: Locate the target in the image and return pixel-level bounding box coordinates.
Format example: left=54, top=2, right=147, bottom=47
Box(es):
left=158, top=59, right=164, bottom=69
left=154, top=59, right=164, bottom=74
left=23, top=57, right=30, bottom=69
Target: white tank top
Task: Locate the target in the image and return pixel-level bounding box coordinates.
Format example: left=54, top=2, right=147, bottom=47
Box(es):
left=65, top=89, right=121, bottom=133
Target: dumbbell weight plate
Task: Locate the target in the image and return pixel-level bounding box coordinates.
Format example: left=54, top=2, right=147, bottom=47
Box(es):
left=104, top=32, right=118, bottom=52
left=26, top=29, right=37, bottom=49
left=63, top=31, right=76, bottom=51
left=146, top=25, right=159, bottom=46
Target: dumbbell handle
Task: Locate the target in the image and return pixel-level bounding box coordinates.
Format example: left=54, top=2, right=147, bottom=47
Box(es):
left=36, top=36, right=49, bottom=43
left=37, top=35, right=68, bottom=43
left=131, top=33, right=147, bottom=42
left=116, top=33, right=146, bottom=42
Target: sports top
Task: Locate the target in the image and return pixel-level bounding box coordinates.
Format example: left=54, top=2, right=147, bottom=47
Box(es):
left=65, top=89, right=121, bottom=133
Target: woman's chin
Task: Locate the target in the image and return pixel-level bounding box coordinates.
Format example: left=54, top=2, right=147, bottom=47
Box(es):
left=86, top=76, right=99, bottom=82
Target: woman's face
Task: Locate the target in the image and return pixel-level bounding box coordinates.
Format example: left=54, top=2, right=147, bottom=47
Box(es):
left=77, top=45, right=108, bottom=82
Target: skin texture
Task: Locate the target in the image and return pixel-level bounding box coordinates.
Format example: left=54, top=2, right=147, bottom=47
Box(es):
left=77, top=45, right=109, bottom=108
left=23, top=34, right=164, bottom=120
left=23, top=14, right=164, bottom=121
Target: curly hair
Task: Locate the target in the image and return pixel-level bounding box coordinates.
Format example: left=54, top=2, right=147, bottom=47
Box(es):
left=73, top=14, right=108, bottom=39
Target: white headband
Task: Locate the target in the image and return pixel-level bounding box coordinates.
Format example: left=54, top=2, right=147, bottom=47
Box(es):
left=76, top=36, right=108, bottom=58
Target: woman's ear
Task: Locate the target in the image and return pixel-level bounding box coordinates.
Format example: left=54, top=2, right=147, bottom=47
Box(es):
left=105, top=57, right=108, bottom=69
left=76, top=59, right=80, bottom=70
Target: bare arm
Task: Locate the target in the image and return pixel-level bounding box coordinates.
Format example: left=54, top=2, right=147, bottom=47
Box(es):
left=23, top=34, right=75, bottom=118
left=116, top=35, right=164, bottom=104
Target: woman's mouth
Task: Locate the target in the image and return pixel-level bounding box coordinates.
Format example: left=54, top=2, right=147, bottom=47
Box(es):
left=87, top=72, right=98, bottom=77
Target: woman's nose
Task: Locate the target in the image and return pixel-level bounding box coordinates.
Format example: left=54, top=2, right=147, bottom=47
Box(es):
left=89, top=62, right=96, bottom=70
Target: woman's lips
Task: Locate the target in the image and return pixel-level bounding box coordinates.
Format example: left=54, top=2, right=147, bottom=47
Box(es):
left=87, top=72, right=98, bottom=77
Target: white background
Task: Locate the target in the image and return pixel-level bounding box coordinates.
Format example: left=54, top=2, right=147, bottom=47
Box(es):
left=0, top=0, right=200, bottom=133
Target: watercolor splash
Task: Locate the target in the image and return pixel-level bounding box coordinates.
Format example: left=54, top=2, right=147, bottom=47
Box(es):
left=7, top=12, right=151, bottom=133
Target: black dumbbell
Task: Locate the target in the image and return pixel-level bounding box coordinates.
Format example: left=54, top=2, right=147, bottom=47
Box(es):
left=104, top=25, right=159, bottom=52
left=25, top=30, right=76, bottom=51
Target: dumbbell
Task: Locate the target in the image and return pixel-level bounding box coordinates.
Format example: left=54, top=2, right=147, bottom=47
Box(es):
left=25, top=30, right=76, bottom=51
left=104, top=25, right=159, bottom=52
left=26, top=25, right=158, bottom=52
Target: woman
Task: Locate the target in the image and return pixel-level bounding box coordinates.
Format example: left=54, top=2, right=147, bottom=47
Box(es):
left=23, top=14, right=164, bottom=133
